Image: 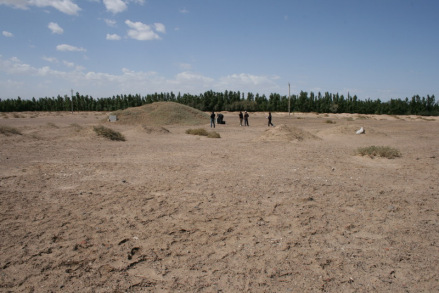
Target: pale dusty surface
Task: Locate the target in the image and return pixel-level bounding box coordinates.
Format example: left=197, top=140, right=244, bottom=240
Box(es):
left=1, top=111, right=438, bottom=292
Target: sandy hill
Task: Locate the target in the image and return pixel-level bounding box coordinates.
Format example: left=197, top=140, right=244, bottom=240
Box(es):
left=110, top=102, right=209, bottom=126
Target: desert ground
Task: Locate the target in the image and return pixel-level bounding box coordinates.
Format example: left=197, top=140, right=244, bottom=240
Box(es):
left=1, top=104, right=438, bottom=292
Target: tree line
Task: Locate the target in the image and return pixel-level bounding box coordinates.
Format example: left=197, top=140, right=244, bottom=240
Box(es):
left=0, top=91, right=437, bottom=116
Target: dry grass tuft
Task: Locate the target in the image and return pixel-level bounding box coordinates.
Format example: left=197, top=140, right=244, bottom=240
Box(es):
left=325, top=119, right=336, bottom=124
left=142, top=125, right=170, bottom=134
left=0, top=125, right=22, bottom=136
left=186, top=128, right=208, bottom=136
left=69, top=123, right=83, bottom=133
left=47, top=122, right=59, bottom=128
left=207, top=131, right=221, bottom=138
left=93, top=126, right=125, bottom=141
left=356, top=145, right=401, bottom=159
left=186, top=128, right=221, bottom=138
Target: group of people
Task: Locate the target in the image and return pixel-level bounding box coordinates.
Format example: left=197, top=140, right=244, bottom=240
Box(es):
left=210, top=111, right=274, bottom=128
left=238, top=111, right=250, bottom=126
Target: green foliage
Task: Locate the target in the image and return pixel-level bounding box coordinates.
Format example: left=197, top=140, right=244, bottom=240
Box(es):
left=93, top=126, right=125, bottom=141
left=1, top=91, right=438, bottom=116
left=186, top=128, right=221, bottom=138
left=0, top=125, right=22, bottom=136
left=356, top=146, right=401, bottom=159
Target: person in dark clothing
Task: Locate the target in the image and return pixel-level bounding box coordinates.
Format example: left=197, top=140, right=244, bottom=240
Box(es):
left=239, top=111, right=243, bottom=126
left=244, top=111, right=249, bottom=126
left=210, top=111, right=216, bottom=128
left=217, top=113, right=225, bottom=124
left=267, top=112, right=274, bottom=127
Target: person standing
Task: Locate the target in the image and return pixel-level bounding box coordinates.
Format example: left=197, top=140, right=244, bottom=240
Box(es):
left=210, top=111, right=216, bottom=128
left=239, top=111, right=243, bottom=126
left=244, top=111, right=249, bottom=126
left=267, top=112, right=274, bottom=127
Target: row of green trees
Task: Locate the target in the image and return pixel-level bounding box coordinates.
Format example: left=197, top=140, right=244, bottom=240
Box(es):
left=0, top=91, right=437, bottom=116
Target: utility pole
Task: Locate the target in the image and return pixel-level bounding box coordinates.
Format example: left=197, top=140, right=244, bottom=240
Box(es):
left=71, top=89, right=73, bottom=113
left=288, top=83, right=291, bottom=116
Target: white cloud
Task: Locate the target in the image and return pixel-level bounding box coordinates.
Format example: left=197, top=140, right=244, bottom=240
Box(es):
left=0, top=0, right=29, bottom=10
left=0, top=56, right=37, bottom=75
left=106, top=33, right=121, bottom=40
left=2, top=31, right=13, bottom=37
left=63, top=60, right=74, bottom=67
left=175, top=72, right=213, bottom=83
left=0, top=0, right=81, bottom=15
left=56, top=44, right=86, bottom=52
left=128, top=0, right=144, bottom=4
left=104, top=18, right=117, bottom=27
left=179, top=63, right=192, bottom=70
left=103, top=0, right=127, bottom=14
left=154, top=23, right=166, bottom=34
left=219, top=73, right=278, bottom=86
left=42, top=0, right=81, bottom=15
left=42, top=56, right=58, bottom=63
left=179, top=8, right=189, bottom=14
left=125, top=20, right=165, bottom=41
left=125, top=20, right=160, bottom=41
left=0, top=55, right=283, bottom=99
left=48, top=22, right=63, bottom=34
left=0, top=79, right=24, bottom=92
left=215, top=73, right=281, bottom=94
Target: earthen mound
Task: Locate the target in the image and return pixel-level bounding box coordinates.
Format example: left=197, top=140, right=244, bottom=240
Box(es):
left=111, top=102, right=209, bottom=126
left=258, top=124, right=319, bottom=142
left=141, top=125, right=170, bottom=134
left=318, top=124, right=388, bottom=137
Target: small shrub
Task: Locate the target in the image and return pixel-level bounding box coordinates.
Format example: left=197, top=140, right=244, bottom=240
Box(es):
left=47, top=122, right=59, bottom=128
left=186, top=128, right=220, bottom=138
left=325, top=120, right=336, bottom=124
left=0, top=125, right=22, bottom=136
left=418, top=117, right=435, bottom=121
left=93, top=126, right=125, bottom=141
left=70, top=123, right=83, bottom=132
left=186, top=128, right=209, bottom=136
left=356, top=146, right=401, bottom=159
left=207, top=131, right=221, bottom=138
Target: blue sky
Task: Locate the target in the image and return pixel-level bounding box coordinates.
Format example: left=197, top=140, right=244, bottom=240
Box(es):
left=1, top=0, right=438, bottom=101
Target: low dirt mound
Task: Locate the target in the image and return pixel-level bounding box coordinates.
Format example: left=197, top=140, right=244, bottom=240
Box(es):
left=141, top=125, right=170, bottom=134
left=258, top=124, right=319, bottom=142
left=111, top=102, right=209, bottom=126
left=317, top=124, right=388, bottom=137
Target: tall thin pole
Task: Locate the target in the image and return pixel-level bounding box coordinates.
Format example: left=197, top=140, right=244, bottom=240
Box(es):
left=71, top=89, right=73, bottom=113
left=288, top=83, right=291, bottom=116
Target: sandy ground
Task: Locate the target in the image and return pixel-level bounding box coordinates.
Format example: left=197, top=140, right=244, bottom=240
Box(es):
left=1, top=110, right=438, bottom=292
